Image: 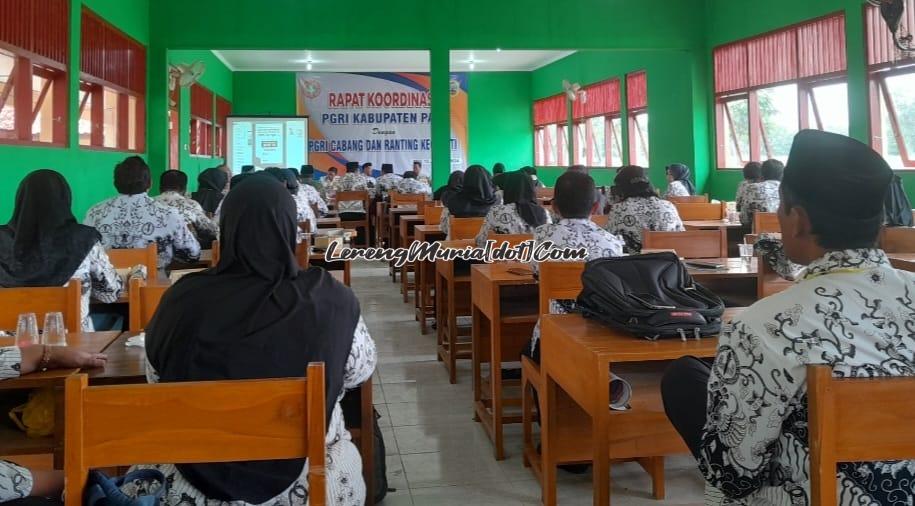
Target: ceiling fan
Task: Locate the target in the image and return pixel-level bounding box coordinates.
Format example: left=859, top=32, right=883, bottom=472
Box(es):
left=562, top=80, right=587, bottom=104
left=867, top=0, right=915, bottom=56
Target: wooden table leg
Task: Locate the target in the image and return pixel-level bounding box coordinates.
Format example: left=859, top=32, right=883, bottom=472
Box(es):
left=435, top=269, right=444, bottom=362
left=542, top=373, right=558, bottom=506
left=472, top=304, right=483, bottom=423
left=447, top=277, right=457, bottom=384
left=491, top=295, right=504, bottom=460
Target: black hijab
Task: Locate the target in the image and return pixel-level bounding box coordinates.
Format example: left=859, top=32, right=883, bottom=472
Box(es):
left=145, top=174, right=360, bottom=503
left=666, top=163, right=696, bottom=195
left=502, top=171, right=547, bottom=228
left=434, top=170, right=464, bottom=203
left=446, top=165, right=498, bottom=218
left=192, top=167, right=229, bottom=214
left=0, top=170, right=101, bottom=287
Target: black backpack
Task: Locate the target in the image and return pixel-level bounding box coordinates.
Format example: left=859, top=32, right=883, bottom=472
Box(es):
left=884, top=174, right=913, bottom=227
left=576, top=253, right=725, bottom=341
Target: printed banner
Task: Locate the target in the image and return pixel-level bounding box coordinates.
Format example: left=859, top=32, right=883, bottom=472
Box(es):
left=296, top=72, right=468, bottom=176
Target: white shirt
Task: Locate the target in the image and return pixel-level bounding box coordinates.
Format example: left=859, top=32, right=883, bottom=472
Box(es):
left=396, top=177, right=432, bottom=196
left=331, top=173, right=374, bottom=214
left=72, top=242, right=123, bottom=331
left=606, top=196, right=685, bottom=253
left=154, top=191, right=219, bottom=241
left=291, top=188, right=318, bottom=239
left=664, top=180, right=691, bottom=198
left=739, top=180, right=781, bottom=225
left=474, top=203, right=552, bottom=247
left=84, top=193, right=201, bottom=271
left=700, top=249, right=915, bottom=506
left=0, top=347, right=34, bottom=501
left=297, top=184, right=329, bottom=215
left=376, top=173, right=403, bottom=196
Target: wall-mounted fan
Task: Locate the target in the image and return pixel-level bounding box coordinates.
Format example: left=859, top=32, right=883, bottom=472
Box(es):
left=867, top=0, right=915, bottom=56
left=562, top=80, right=587, bottom=104
left=168, top=62, right=206, bottom=106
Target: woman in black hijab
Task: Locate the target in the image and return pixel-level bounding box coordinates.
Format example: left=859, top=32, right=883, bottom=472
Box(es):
left=433, top=170, right=464, bottom=203
left=664, top=163, right=696, bottom=197
left=441, top=165, right=498, bottom=238
left=473, top=170, right=549, bottom=246
left=191, top=167, right=229, bottom=215
left=607, top=165, right=685, bottom=252
left=139, top=174, right=376, bottom=505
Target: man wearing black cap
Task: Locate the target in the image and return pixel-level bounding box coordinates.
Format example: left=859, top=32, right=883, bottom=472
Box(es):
left=661, top=131, right=914, bottom=506
left=154, top=170, right=219, bottom=247
left=331, top=161, right=374, bottom=219
left=376, top=163, right=402, bottom=197
left=296, top=165, right=329, bottom=216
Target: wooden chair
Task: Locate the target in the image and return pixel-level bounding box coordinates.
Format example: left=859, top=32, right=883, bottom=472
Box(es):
left=107, top=243, right=158, bottom=275
left=0, top=281, right=81, bottom=332
left=808, top=365, right=915, bottom=505
left=449, top=217, right=485, bottom=240
left=879, top=226, right=915, bottom=253
left=487, top=233, right=534, bottom=248
left=127, top=278, right=169, bottom=332
left=424, top=205, right=444, bottom=226
left=336, top=190, right=371, bottom=248
left=590, top=214, right=609, bottom=228
left=642, top=229, right=728, bottom=259
left=64, top=364, right=327, bottom=506
left=667, top=194, right=709, bottom=204
left=389, top=191, right=426, bottom=207
left=673, top=202, right=727, bottom=221
left=757, top=253, right=794, bottom=299
left=296, top=238, right=311, bottom=269
left=753, top=212, right=780, bottom=234
left=210, top=240, right=220, bottom=267
left=536, top=187, right=554, bottom=200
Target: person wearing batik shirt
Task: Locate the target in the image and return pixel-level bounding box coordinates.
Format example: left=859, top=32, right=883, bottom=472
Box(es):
left=0, top=345, right=107, bottom=503
left=155, top=171, right=219, bottom=249
left=376, top=163, right=403, bottom=198
left=396, top=171, right=433, bottom=197
left=664, top=163, right=695, bottom=198
left=412, top=160, right=431, bottom=186
left=522, top=171, right=624, bottom=363
left=362, top=162, right=377, bottom=188
left=299, top=165, right=329, bottom=215
left=322, top=166, right=339, bottom=201
left=84, top=157, right=200, bottom=273
left=734, top=161, right=762, bottom=214
left=662, top=130, right=915, bottom=506
left=332, top=162, right=375, bottom=219
left=439, top=165, right=498, bottom=238
left=605, top=165, right=684, bottom=253
left=739, top=159, right=783, bottom=226
left=475, top=171, right=551, bottom=247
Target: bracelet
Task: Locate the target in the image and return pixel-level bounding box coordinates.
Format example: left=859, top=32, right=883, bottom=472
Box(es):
left=39, top=345, right=52, bottom=372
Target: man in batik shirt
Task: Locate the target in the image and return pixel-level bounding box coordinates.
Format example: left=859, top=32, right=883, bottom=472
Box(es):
left=331, top=161, right=374, bottom=220
left=739, top=159, right=783, bottom=226
left=396, top=171, right=432, bottom=197
left=376, top=163, right=402, bottom=198
left=154, top=170, right=218, bottom=247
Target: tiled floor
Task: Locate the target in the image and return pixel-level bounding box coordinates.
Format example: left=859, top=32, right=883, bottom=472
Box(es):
left=352, top=261, right=706, bottom=505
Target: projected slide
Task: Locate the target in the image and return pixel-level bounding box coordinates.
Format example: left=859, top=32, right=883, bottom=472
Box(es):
left=227, top=116, right=309, bottom=174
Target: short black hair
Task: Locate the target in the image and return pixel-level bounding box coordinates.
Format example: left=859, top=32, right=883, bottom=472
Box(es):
left=493, top=163, right=505, bottom=174
left=363, top=163, right=372, bottom=169
left=553, top=171, right=596, bottom=219
left=159, top=170, right=188, bottom=192
left=761, top=159, right=784, bottom=181
left=241, top=165, right=255, bottom=174
left=382, top=164, right=394, bottom=174
left=567, top=165, right=589, bottom=174
left=412, top=161, right=421, bottom=167
left=402, top=171, right=417, bottom=179
left=114, top=156, right=151, bottom=195
left=742, top=162, right=762, bottom=181
left=781, top=184, right=881, bottom=250
left=328, top=167, right=338, bottom=174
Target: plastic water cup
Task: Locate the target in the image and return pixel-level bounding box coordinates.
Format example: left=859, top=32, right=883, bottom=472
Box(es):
left=739, top=243, right=754, bottom=265
left=16, top=313, right=39, bottom=347
left=42, top=312, right=67, bottom=346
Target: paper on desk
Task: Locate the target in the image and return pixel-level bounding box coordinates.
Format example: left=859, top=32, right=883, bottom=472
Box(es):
left=610, top=373, right=632, bottom=411
left=126, top=332, right=145, bottom=348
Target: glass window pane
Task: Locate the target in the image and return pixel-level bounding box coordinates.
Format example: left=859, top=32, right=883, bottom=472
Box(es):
left=609, top=117, right=622, bottom=166
left=879, top=86, right=905, bottom=170
left=546, top=123, right=557, bottom=166
left=0, top=51, right=15, bottom=139
left=78, top=88, right=92, bottom=146
left=589, top=116, right=606, bottom=167
left=810, top=82, right=848, bottom=136
left=559, top=125, right=570, bottom=166
left=883, top=72, right=915, bottom=161
left=633, top=113, right=649, bottom=166
left=757, top=83, right=798, bottom=162
left=128, top=95, right=137, bottom=151
left=103, top=87, right=118, bottom=148
left=31, top=73, right=53, bottom=142
left=723, top=99, right=749, bottom=167
left=574, top=122, right=586, bottom=165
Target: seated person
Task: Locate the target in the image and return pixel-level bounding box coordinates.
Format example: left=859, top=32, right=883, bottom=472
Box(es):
left=126, top=174, right=376, bottom=505
left=522, top=171, right=624, bottom=363
left=433, top=170, right=463, bottom=204
left=1, top=170, right=121, bottom=331
left=190, top=166, right=229, bottom=217
left=734, top=161, right=762, bottom=213
left=440, top=165, right=498, bottom=238
left=155, top=171, right=219, bottom=248
left=292, top=168, right=329, bottom=216
left=412, top=161, right=431, bottom=186
left=522, top=166, right=544, bottom=189
left=375, top=163, right=402, bottom=198
left=606, top=165, right=684, bottom=253
left=396, top=171, right=433, bottom=197
left=664, top=163, right=695, bottom=198
left=332, top=162, right=374, bottom=221
left=265, top=168, right=316, bottom=240
left=475, top=171, right=551, bottom=247
left=491, top=162, right=506, bottom=191
left=298, top=165, right=329, bottom=215
left=0, top=345, right=107, bottom=504
left=661, top=130, right=915, bottom=506
left=84, top=156, right=200, bottom=272
left=362, top=162, right=376, bottom=188
left=739, top=158, right=783, bottom=226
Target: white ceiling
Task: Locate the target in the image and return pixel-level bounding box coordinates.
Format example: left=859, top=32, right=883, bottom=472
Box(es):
left=212, top=50, right=574, bottom=72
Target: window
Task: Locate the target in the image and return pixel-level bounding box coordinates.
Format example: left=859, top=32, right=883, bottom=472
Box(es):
left=79, top=7, right=146, bottom=152
left=867, top=0, right=915, bottom=169
left=713, top=13, right=847, bottom=167
left=533, top=94, right=566, bottom=167
left=215, top=96, right=231, bottom=159
left=630, top=111, right=649, bottom=167
left=626, top=71, right=649, bottom=166
left=190, top=83, right=214, bottom=157
left=168, top=85, right=179, bottom=169
left=572, top=79, right=622, bottom=168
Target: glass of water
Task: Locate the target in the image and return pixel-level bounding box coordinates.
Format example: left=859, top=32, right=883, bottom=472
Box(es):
left=739, top=243, right=755, bottom=265
left=43, top=312, right=67, bottom=346
left=16, top=313, right=39, bottom=347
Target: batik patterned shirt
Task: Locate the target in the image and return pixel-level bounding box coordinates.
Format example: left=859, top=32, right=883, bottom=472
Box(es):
left=735, top=180, right=752, bottom=212
left=474, top=203, right=552, bottom=248
left=396, top=178, right=432, bottom=197
left=700, top=249, right=915, bottom=506
left=331, top=173, right=373, bottom=213
left=72, top=242, right=123, bottom=331
left=292, top=189, right=318, bottom=238
left=298, top=184, right=329, bottom=216
left=84, top=193, right=201, bottom=271
left=665, top=180, right=691, bottom=198
left=739, top=180, right=781, bottom=226
left=376, top=173, right=403, bottom=196
left=154, top=191, right=219, bottom=242
left=0, top=347, right=34, bottom=501
left=606, top=196, right=685, bottom=253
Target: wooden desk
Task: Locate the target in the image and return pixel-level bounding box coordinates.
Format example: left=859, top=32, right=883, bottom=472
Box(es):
left=539, top=311, right=742, bottom=506
left=389, top=206, right=418, bottom=282
left=889, top=253, right=915, bottom=272
left=399, top=214, right=426, bottom=302
left=686, top=257, right=758, bottom=279
left=435, top=239, right=475, bottom=384
left=471, top=263, right=539, bottom=460
left=414, top=225, right=446, bottom=334
left=310, top=249, right=352, bottom=286
left=317, top=217, right=342, bottom=229
left=682, top=220, right=744, bottom=230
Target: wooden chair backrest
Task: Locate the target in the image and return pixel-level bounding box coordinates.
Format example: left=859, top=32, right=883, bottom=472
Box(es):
left=673, top=202, right=726, bottom=221
left=667, top=194, right=709, bottom=204
left=107, top=243, right=158, bottom=275
left=389, top=191, right=426, bottom=206
left=536, top=187, right=554, bottom=200
left=642, top=229, right=728, bottom=259
left=127, top=278, right=169, bottom=332
left=879, top=226, right=915, bottom=253
left=64, top=365, right=327, bottom=506
left=296, top=239, right=311, bottom=269
left=753, top=212, right=781, bottom=234
left=808, top=364, right=915, bottom=506
left=210, top=240, right=220, bottom=267
left=757, top=253, right=794, bottom=299
left=538, top=262, right=586, bottom=315
left=450, top=217, right=485, bottom=240
left=424, top=205, right=445, bottom=225
left=336, top=190, right=370, bottom=208
left=590, top=214, right=609, bottom=228
left=0, top=281, right=81, bottom=331
left=487, top=233, right=534, bottom=248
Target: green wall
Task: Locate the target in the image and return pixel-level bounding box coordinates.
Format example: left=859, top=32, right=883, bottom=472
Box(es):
left=232, top=72, right=297, bottom=115
left=0, top=0, right=150, bottom=222
left=467, top=72, right=533, bottom=171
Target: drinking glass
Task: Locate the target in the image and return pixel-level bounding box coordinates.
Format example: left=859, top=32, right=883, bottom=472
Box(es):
left=43, top=312, right=67, bottom=346
left=16, top=313, right=39, bottom=347
left=739, top=243, right=754, bottom=265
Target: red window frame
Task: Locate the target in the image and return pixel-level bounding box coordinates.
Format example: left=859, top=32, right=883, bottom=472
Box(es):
left=533, top=94, right=567, bottom=167
left=190, top=83, right=214, bottom=157
left=626, top=71, right=649, bottom=167
left=572, top=78, right=623, bottom=168
left=215, top=95, right=231, bottom=159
